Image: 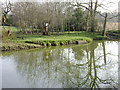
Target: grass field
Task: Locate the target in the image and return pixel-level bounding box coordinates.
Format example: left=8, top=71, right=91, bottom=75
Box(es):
left=1, top=26, right=95, bottom=42
left=0, top=26, right=113, bottom=51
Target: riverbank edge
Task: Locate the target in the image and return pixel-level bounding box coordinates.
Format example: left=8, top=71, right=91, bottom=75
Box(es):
left=0, top=38, right=93, bottom=52
left=1, top=33, right=119, bottom=52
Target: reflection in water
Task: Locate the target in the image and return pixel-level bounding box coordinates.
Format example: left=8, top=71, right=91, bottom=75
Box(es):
left=1, top=41, right=118, bottom=88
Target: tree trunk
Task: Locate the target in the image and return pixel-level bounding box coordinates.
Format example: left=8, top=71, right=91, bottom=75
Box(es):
left=91, top=17, right=95, bottom=32
left=90, top=0, right=98, bottom=32
left=102, top=13, right=107, bottom=36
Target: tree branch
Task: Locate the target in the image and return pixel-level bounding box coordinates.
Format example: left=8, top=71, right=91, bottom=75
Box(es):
left=69, top=2, right=90, bottom=11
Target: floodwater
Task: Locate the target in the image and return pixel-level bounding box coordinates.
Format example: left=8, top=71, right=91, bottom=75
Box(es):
left=1, top=40, right=119, bottom=88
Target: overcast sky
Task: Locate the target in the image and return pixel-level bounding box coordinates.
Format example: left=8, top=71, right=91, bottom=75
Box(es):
left=0, top=0, right=119, bottom=12
left=98, top=0, right=119, bottom=12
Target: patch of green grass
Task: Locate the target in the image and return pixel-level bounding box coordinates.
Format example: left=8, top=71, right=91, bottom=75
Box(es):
left=106, top=30, right=120, bottom=39
left=107, top=30, right=120, bottom=34
left=7, top=31, right=93, bottom=47
left=1, top=26, right=18, bottom=33
left=3, top=26, right=110, bottom=51
left=11, top=34, right=92, bottom=43
left=94, top=36, right=107, bottom=40
left=51, top=31, right=102, bottom=38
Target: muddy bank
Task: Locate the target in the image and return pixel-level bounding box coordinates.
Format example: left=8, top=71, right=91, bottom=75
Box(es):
left=0, top=43, right=42, bottom=51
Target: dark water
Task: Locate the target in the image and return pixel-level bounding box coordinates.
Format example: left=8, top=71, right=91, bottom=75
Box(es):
left=1, top=41, right=119, bottom=88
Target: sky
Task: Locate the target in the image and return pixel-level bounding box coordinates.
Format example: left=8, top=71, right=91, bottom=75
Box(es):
left=0, top=0, right=119, bottom=12
left=98, top=0, right=119, bottom=12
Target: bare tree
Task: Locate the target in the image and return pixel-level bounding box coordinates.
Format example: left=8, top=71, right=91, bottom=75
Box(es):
left=69, top=0, right=117, bottom=32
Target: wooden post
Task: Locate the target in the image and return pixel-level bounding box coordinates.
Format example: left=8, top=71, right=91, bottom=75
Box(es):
left=43, top=22, right=49, bottom=35
left=46, top=26, right=48, bottom=35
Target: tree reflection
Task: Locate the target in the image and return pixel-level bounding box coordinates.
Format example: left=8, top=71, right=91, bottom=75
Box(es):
left=70, top=41, right=118, bottom=88
left=102, top=41, right=106, bottom=64
left=9, top=41, right=118, bottom=88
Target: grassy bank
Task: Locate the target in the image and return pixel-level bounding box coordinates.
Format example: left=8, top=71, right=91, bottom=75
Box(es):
left=1, top=34, right=92, bottom=51
left=11, top=34, right=92, bottom=45
left=2, top=26, right=118, bottom=51
left=1, top=43, right=42, bottom=51
left=106, top=30, right=120, bottom=39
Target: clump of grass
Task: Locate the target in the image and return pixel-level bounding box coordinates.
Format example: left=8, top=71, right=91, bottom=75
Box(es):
left=41, top=42, right=47, bottom=46
left=46, top=42, right=51, bottom=46
left=68, top=40, right=72, bottom=44
left=54, top=42, right=58, bottom=46
left=60, top=41, right=64, bottom=45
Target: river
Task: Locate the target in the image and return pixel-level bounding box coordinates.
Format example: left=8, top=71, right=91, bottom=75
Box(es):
left=0, top=40, right=119, bottom=88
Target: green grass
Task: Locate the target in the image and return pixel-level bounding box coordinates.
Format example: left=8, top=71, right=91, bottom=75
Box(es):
left=52, top=31, right=102, bottom=38
left=10, top=35, right=92, bottom=46
left=106, top=30, right=120, bottom=39
left=1, top=26, right=18, bottom=33
left=1, top=26, right=110, bottom=51
left=14, top=35, right=92, bottom=41
left=106, top=30, right=120, bottom=34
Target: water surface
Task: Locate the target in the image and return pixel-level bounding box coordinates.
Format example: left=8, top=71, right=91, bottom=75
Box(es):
left=1, top=40, right=119, bottom=88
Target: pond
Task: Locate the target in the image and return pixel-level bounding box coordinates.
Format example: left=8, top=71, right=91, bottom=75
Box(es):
left=0, top=40, right=119, bottom=88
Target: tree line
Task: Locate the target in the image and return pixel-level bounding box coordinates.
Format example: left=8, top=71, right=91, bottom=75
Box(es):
left=1, top=0, right=119, bottom=35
